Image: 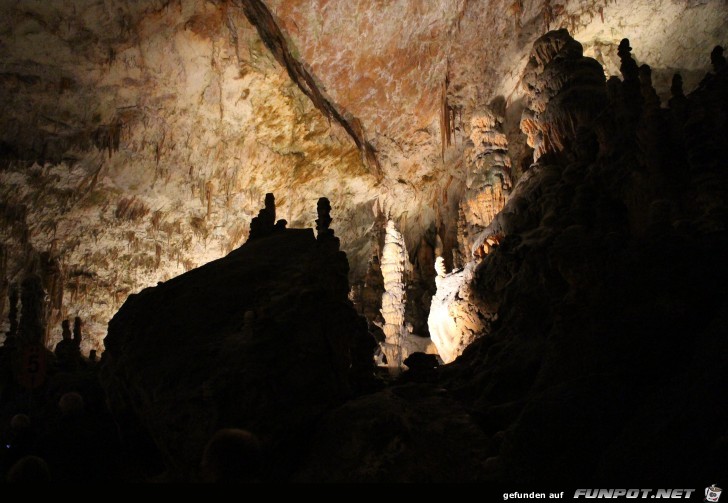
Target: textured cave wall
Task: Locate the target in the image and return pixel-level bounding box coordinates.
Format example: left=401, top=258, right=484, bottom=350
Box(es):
left=0, top=0, right=377, bottom=351
left=1, top=0, right=726, bottom=352
left=268, top=0, right=727, bottom=207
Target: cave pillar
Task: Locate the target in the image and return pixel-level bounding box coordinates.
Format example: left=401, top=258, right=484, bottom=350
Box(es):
left=380, top=220, right=406, bottom=374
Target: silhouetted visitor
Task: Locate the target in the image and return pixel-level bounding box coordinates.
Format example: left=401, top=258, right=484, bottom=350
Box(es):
left=37, top=392, right=108, bottom=482
left=1, top=414, right=35, bottom=477
left=59, top=391, right=85, bottom=417
left=6, top=455, right=50, bottom=483
left=201, top=428, right=262, bottom=483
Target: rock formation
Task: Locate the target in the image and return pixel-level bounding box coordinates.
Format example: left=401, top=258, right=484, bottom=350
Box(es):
left=379, top=221, right=407, bottom=372
left=101, top=197, right=370, bottom=478
left=379, top=220, right=435, bottom=372
left=5, top=283, right=19, bottom=344
left=520, top=29, right=607, bottom=164
left=428, top=29, right=604, bottom=363
left=437, top=34, right=728, bottom=483
left=294, top=384, right=491, bottom=482
left=0, top=0, right=725, bottom=484
left=1, top=1, right=724, bottom=349
left=428, top=259, right=493, bottom=364
left=315, top=197, right=340, bottom=252
left=248, top=193, right=277, bottom=240
left=301, top=30, right=727, bottom=484
left=18, top=275, right=46, bottom=346
left=54, top=319, right=81, bottom=370
left=456, top=109, right=512, bottom=265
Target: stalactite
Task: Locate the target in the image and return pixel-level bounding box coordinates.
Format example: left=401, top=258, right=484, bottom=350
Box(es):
left=155, top=243, right=162, bottom=270
left=92, top=120, right=123, bottom=158
left=440, top=77, right=452, bottom=161
left=205, top=180, right=214, bottom=220
left=115, top=196, right=150, bottom=222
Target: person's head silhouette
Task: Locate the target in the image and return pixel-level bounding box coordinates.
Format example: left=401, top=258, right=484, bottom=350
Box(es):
left=201, top=428, right=262, bottom=482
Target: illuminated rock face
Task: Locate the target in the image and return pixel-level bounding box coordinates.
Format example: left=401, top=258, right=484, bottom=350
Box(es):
left=379, top=220, right=406, bottom=370
left=1, top=0, right=726, bottom=353
left=457, top=109, right=512, bottom=265
left=0, top=1, right=373, bottom=352
left=379, top=220, right=435, bottom=370
left=520, top=29, right=607, bottom=163
left=428, top=260, right=494, bottom=364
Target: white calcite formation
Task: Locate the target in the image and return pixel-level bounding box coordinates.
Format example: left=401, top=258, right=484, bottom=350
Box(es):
left=379, top=220, right=406, bottom=371
left=428, top=257, right=493, bottom=364
left=379, top=220, right=435, bottom=371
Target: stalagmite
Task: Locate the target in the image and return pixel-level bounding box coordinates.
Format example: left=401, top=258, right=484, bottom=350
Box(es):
left=380, top=220, right=406, bottom=373
left=18, top=275, right=46, bottom=346
left=428, top=258, right=494, bottom=364
left=457, top=109, right=512, bottom=264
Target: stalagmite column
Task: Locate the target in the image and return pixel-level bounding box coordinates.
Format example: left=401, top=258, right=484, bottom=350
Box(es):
left=19, top=275, right=46, bottom=346
left=428, top=258, right=493, bottom=364
left=380, top=220, right=406, bottom=374
left=457, top=108, right=512, bottom=264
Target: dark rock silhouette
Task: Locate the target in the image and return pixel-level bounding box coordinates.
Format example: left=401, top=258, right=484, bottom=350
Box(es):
left=668, top=73, right=689, bottom=124
left=201, top=428, right=262, bottom=483
left=73, top=317, right=83, bottom=347
left=5, top=455, right=50, bottom=483
left=248, top=192, right=277, bottom=240
left=101, top=198, right=368, bottom=479
left=315, top=197, right=334, bottom=240
left=434, top=32, right=728, bottom=484
left=18, top=275, right=45, bottom=345
left=618, top=37, right=642, bottom=119
left=6, top=283, right=19, bottom=343
left=638, top=64, right=660, bottom=110
left=711, top=45, right=726, bottom=73
left=0, top=414, right=35, bottom=477
left=54, top=319, right=81, bottom=370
